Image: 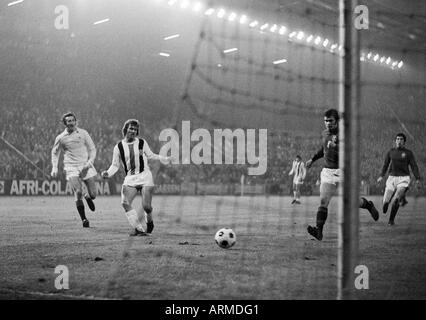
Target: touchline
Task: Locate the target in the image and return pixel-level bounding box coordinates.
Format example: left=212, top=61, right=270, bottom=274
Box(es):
left=158, top=121, right=267, bottom=176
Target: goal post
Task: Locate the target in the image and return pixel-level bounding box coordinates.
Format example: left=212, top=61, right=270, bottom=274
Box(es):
left=337, top=0, right=361, bottom=300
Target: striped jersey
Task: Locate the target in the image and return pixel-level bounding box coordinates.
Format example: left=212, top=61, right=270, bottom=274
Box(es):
left=106, top=137, right=165, bottom=177
left=51, top=127, right=96, bottom=169
left=289, top=160, right=306, bottom=183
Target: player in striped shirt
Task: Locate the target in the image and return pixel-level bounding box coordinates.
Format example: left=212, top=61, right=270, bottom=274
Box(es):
left=51, top=112, right=97, bottom=228
left=377, top=133, right=422, bottom=225
left=101, top=119, right=172, bottom=236
left=288, top=155, right=306, bottom=204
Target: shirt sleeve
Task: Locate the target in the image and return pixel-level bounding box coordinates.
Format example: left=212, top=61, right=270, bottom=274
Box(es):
left=301, top=162, right=307, bottom=179
left=380, top=150, right=391, bottom=177
left=51, top=135, right=62, bottom=170
left=408, top=151, right=421, bottom=180
left=311, top=147, right=324, bottom=162
left=143, top=139, right=169, bottom=163
left=106, top=145, right=121, bottom=177
left=84, top=130, right=97, bottom=165
left=288, top=161, right=294, bottom=175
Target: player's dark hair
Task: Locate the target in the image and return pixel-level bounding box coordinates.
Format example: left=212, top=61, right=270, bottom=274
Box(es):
left=122, top=119, right=140, bottom=137
left=62, top=112, right=77, bottom=125
left=395, top=132, right=407, bottom=143
left=324, top=109, right=339, bottom=121
left=296, top=155, right=301, bottom=160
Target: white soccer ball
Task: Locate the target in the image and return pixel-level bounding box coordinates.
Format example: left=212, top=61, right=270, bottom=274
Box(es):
left=214, top=228, right=236, bottom=249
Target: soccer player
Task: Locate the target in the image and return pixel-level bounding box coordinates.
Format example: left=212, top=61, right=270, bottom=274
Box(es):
left=101, top=119, right=171, bottom=236
left=288, top=155, right=306, bottom=204
left=51, top=112, right=97, bottom=228
left=305, top=109, right=379, bottom=241
left=377, top=133, right=421, bottom=225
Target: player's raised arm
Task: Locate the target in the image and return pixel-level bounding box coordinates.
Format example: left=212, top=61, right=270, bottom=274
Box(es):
left=408, top=150, right=421, bottom=182
left=142, top=139, right=171, bottom=164
left=102, top=145, right=121, bottom=178
left=51, top=135, right=62, bottom=177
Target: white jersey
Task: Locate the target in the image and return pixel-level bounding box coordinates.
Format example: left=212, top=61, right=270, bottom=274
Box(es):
left=51, top=127, right=96, bottom=170
left=106, top=137, right=167, bottom=182
left=289, top=160, right=306, bottom=184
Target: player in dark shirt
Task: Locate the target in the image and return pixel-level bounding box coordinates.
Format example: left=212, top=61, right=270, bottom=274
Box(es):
left=377, top=133, right=422, bottom=225
left=305, top=109, right=379, bottom=240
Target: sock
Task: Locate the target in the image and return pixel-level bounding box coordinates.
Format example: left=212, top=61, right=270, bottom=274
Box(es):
left=359, top=197, right=370, bottom=209
left=76, top=200, right=86, bottom=221
left=125, top=209, right=144, bottom=232
left=316, top=206, right=328, bottom=232
left=389, top=201, right=399, bottom=222
left=145, top=207, right=153, bottom=224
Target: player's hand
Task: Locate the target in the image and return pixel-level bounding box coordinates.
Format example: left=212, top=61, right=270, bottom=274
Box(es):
left=305, top=159, right=313, bottom=169
left=377, top=176, right=383, bottom=184
left=51, top=168, right=58, bottom=178
left=101, top=171, right=109, bottom=179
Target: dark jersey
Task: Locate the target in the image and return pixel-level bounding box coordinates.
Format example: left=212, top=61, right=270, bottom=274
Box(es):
left=380, top=147, right=421, bottom=179
left=311, top=128, right=339, bottom=169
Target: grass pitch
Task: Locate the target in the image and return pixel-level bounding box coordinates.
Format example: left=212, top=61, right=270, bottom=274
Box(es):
left=0, top=195, right=425, bottom=300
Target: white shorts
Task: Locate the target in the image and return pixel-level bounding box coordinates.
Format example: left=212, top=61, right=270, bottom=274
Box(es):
left=320, top=168, right=342, bottom=186
left=65, top=165, right=97, bottom=181
left=293, top=178, right=304, bottom=185
left=123, top=170, right=154, bottom=187
left=385, top=176, right=410, bottom=192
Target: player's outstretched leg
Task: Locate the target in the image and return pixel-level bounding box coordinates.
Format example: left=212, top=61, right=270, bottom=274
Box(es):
left=388, top=201, right=399, bottom=225
left=70, top=177, right=89, bottom=227
left=382, top=189, right=395, bottom=214
left=76, top=199, right=89, bottom=228
left=84, top=178, right=97, bottom=212
left=122, top=186, right=147, bottom=236
left=398, top=187, right=408, bottom=207
left=360, top=197, right=379, bottom=221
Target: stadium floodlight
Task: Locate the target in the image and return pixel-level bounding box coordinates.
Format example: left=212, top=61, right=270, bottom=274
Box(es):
left=228, top=12, right=237, bottom=22
left=8, top=0, right=24, bottom=6
left=338, top=44, right=343, bottom=51
left=391, top=61, right=398, bottom=68
left=397, top=61, right=403, bottom=68
left=223, top=48, right=238, bottom=54
left=164, top=34, right=180, bottom=40
left=167, top=0, right=177, bottom=6
left=366, top=52, right=372, bottom=59
left=360, top=56, right=365, bottom=61
left=386, top=57, right=391, bottom=65
left=273, top=58, right=287, bottom=65
left=260, top=23, right=269, bottom=31
left=289, top=31, right=296, bottom=38
left=314, top=36, right=321, bottom=45
left=217, top=8, right=226, bottom=18
left=93, top=18, right=110, bottom=25
left=380, top=56, right=385, bottom=63
left=330, top=43, right=338, bottom=50
left=373, top=54, right=379, bottom=61
left=278, top=26, right=287, bottom=35
left=306, top=35, right=313, bottom=43
left=180, top=0, right=189, bottom=9
left=249, top=20, right=259, bottom=28
left=296, top=31, right=304, bottom=40
left=239, top=15, right=248, bottom=24
left=322, top=38, right=329, bottom=47
left=204, top=8, right=214, bottom=15
left=159, top=52, right=171, bottom=57
left=270, top=24, right=278, bottom=33
left=192, top=2, right=202, bottom=12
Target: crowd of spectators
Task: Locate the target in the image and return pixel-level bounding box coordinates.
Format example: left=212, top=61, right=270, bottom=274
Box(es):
left=1, top=87, right=425, bottom=196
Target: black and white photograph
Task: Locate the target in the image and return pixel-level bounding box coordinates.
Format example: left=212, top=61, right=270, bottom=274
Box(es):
left=0, top=0, right=425, bottom=309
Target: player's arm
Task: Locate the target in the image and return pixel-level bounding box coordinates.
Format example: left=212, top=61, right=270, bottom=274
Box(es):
left=84, top=131, right=97, bottom=168
left=288, top=161, right=294, bottom=176
left=301, top=162, right=307, bottom=180
left=408, top=151, right=422, bottom=186
left=51, top=135, right=62, bottom=177
left=377, top=150, right=391, bottom=183
left=143, top=139, right=171, bottom=164
left=306, top=147, right=324, bottom=168
left=101, top=146, right=120, bottom=178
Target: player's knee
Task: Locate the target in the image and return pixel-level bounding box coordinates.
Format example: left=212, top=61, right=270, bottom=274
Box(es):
left=89, top=193, right=96, bottom=200
left=320, top=197, right=329, bottom=207
left=122, top=203, right=131, bottom=211
left=75, top=190, right=83, bottom=199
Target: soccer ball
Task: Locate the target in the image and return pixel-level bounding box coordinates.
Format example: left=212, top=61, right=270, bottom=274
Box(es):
left=214, top=228, right=236, bottom=249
